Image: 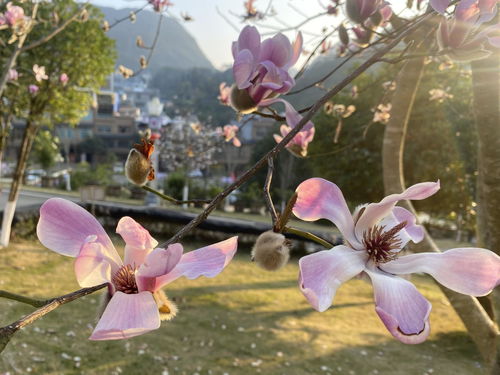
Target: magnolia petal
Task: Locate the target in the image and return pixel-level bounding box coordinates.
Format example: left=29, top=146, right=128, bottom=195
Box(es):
left=236, top=25, right=261, bottom=60
left=293, top=178, right=361, bottom=248
left=74, top=240, right=121, bottom=287
left=260, top=33, right=292, bottom=67
left=90, top=291, right=160, bottom=340
left=37, top=198, right=119, bottom=262
left=287, top=31, right=303, bottom=69
left=355, top=181, right=440, bottom=241
left=154, top=237, right=238, bottom=289
left=366, top=268, right=431, bottom=344
left=136, top=244, right=184, bottom=292
left=116, top=216, right=158, bottom=267
left=378, top=207, right=424, bottom=251
left=430, top=0, right=450, bottom=13
left=234, top=49, right=255, bottom=89
left=380, top=248, right=500, bottom=296
left=299, top=245, right=367, bottom=312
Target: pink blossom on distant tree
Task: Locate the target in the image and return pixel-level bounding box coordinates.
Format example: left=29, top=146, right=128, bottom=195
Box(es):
left=217, top=82, right=231, bottom=106
left=7, top=68, right=18, bottom=81
left=60, top=73, right=69, bottom=85
left=149, top=0, right=173, bottom=12
left=272, top=100, right=315, bottom=158
left=293, top=178, right=500, bottom=344
left=218, top=124, right=241, bottom=147
left=28, top=84, right=38, bottom=95
left=0, top=2, right=25, bottom=27
left=37, top=198, right=238, bottom=340
left=230, top=25, right=302, bottom=113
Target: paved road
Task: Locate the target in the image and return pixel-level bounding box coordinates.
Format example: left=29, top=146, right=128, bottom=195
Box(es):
left=0, top=189, right=80, bottom=209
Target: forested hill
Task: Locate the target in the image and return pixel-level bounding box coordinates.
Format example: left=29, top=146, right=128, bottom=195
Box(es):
left=99, top=6, right=213, bottom=73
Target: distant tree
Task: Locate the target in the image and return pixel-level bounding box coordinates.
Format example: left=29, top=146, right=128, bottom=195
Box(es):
left=0, top=0, right=115, bottom=247
left=30, top=130, right=61, bottom=170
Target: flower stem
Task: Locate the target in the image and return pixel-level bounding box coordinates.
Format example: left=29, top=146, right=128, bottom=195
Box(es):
left=142, top=185, right=211, bottom=205
left=0, top=290, right=47, bottom=308
left=283, top=226, right=333, bottom=249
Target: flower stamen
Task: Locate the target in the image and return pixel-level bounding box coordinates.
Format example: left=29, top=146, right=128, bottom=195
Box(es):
left=112, top=265, right=138, bottom=294
left=363, top=221, right=407, bottom=263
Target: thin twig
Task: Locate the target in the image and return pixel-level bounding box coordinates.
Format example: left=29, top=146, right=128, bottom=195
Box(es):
left=108, top=4, right=148, bottom=29
left=0, top=283, right=107, bottom=353
left=263, top=157, right=278, bottom=226
left=158, top=13, right=430, bottom=248
left=0, top=290, right=47, bottom=308
left=283, top=226, right=333, bottom=248
left=142, top=185, right=211, bottom=205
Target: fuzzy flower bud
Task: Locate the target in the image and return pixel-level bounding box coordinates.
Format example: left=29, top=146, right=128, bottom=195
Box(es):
left=153, top=290, right=178, bottom=321
left=251, top=231, right=290, bottom=271
left=125, top=138, right=155, bottom=186
left=229, top=84, right=258, bottom=114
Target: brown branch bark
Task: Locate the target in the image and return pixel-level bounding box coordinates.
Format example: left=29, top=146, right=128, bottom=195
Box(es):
left=381, top=40, right=499, bottom=365
left=0, top=283, right=107, bottom=353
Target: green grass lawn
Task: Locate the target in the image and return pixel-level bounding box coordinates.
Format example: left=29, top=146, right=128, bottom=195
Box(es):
left=0, top=240, right=485, bottom=375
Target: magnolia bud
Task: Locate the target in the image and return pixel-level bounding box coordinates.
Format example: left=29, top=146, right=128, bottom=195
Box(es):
left=338, top=24, right=349, bottom=46
left=129, top=11, right=137, bottom=23
left=230, top=84, right=258, bottom=114
left=102, top=20, right=110, bottom=32
left=139, top=56, right=147, bottom=69
left=153, top=290, right=178, bottom=321
left=125, top=139, right=155, bottom=186
left=136, top=36, right=144, bottom=48
left=251, top=231, right=290, bottom=271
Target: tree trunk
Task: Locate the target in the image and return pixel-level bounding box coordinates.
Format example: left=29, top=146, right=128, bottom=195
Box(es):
left=0, top=119, right=38, bottom=247
left=381, top=52, right=498, bottom=364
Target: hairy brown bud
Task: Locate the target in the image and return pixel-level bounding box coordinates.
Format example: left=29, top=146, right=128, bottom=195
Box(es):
left=251, top=231, right=290, bottom=271
left=140, top=56, right=148, bottom=69
left=125, top=139, right=155, bottom=186
left=153, top=290, right=178, bottom=321
left=136, top=35, right=144, bottom=48
left=338, top=24, right=349, bottom=46
left=102, top=20, right=110, bottom=32
left=129, top=11, right=137, bottom=23
left=230, top=84, right=258, bottom=114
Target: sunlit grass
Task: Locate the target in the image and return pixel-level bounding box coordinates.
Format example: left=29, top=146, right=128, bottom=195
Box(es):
left=0, top=240, right=484, bottom=375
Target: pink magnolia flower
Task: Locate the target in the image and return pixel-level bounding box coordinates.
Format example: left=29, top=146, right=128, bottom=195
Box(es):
left=293, top=178, right=500, bottom=344
left=149, top=0, right=173, bottom=12
left=218, top=124, right=241, bottom=147
left=218, top=82, right=231, bottom=106
left=7, top=68, right=18, bottom=81
left=37, top=198, right=238, bottom=340
left=345, top=0, right=384, bottom=24
left=272, top=100, right=315, bottom=158
left=431, top=0, right=497, bottom=21
left=230, top=26, right=302, bottom=113
left=373, top=103, right=392, bottom=124
left=28, top=84, right=39, bottom=95
left=429, top=88, right=454, bottom=102
left=60, top=73, right=69, bottom=85
left=437, top=0, right=500, bottom=61
left=33, top=64, right=48, bottom=82
left=0, top=2, right=25, bottom=27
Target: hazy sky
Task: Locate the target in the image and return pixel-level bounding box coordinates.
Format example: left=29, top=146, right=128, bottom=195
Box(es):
left=88, top=0, right=334, bottom=69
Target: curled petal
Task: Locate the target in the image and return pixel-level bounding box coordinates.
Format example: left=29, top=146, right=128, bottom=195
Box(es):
left=74, top=240, right=121, bottom=287
left=154, top=237, right=238, bottom=289
left=299, top=245, right=367, bottom=312
left=378, top=206, right=424, bottom=251
left=136, top=244, right=184, bottom=292
left=355, top=181, right=440, bottom=241
left=90, top=291, right=160, bottom=340
left=234, top=49, right=255, bottom=89
left=366, top=268, right=431, bottom=344
left=293, top=178, right=361, bottom=248
left=380, top=248, right=500, bottom=296
left=37, top=198, right=119, bottom=262
left=116, top=216, right=158, bottom=267
left=287, top=31, right=303, bottom=69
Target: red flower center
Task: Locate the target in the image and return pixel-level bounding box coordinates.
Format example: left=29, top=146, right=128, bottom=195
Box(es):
left=112, top=265, right=138, bottom=294
left=362, top=221, right=407, bottom=264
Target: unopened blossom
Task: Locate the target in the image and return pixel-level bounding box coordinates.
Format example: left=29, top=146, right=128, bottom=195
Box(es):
left=345, top=0, right=385, bottom=24
left=293, top=178, right=500, bottom=343
left=251, top=231, right=290, bottom=271
left=437, top=0, right=500, bottom=61
left=149, top=0, right=173, bottom=12
left=273, top=100, right=315, bottom=158
left=230, top=26, right=302, bottom=113
left=373, top=103, right=392, bottom=124
left=218, top=82, right=231, bottom=106
left=429, top=88, right=454, bottom=102
left=60, top=73, right=69, bottom=86
left=382, top=81, right=396, bottom=91
left=218, top=125, right=241, bottom=147
left=352, top=26, right=373, bottom=47
left=7, top=68, right=18, bottom=81
left=28, top=84, right=38, bottom=95
left=37, top=198, right=238, bottom=340
left=33, top=65, right=48, bottom=82
left=125, top=138, right=155, bottom=186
